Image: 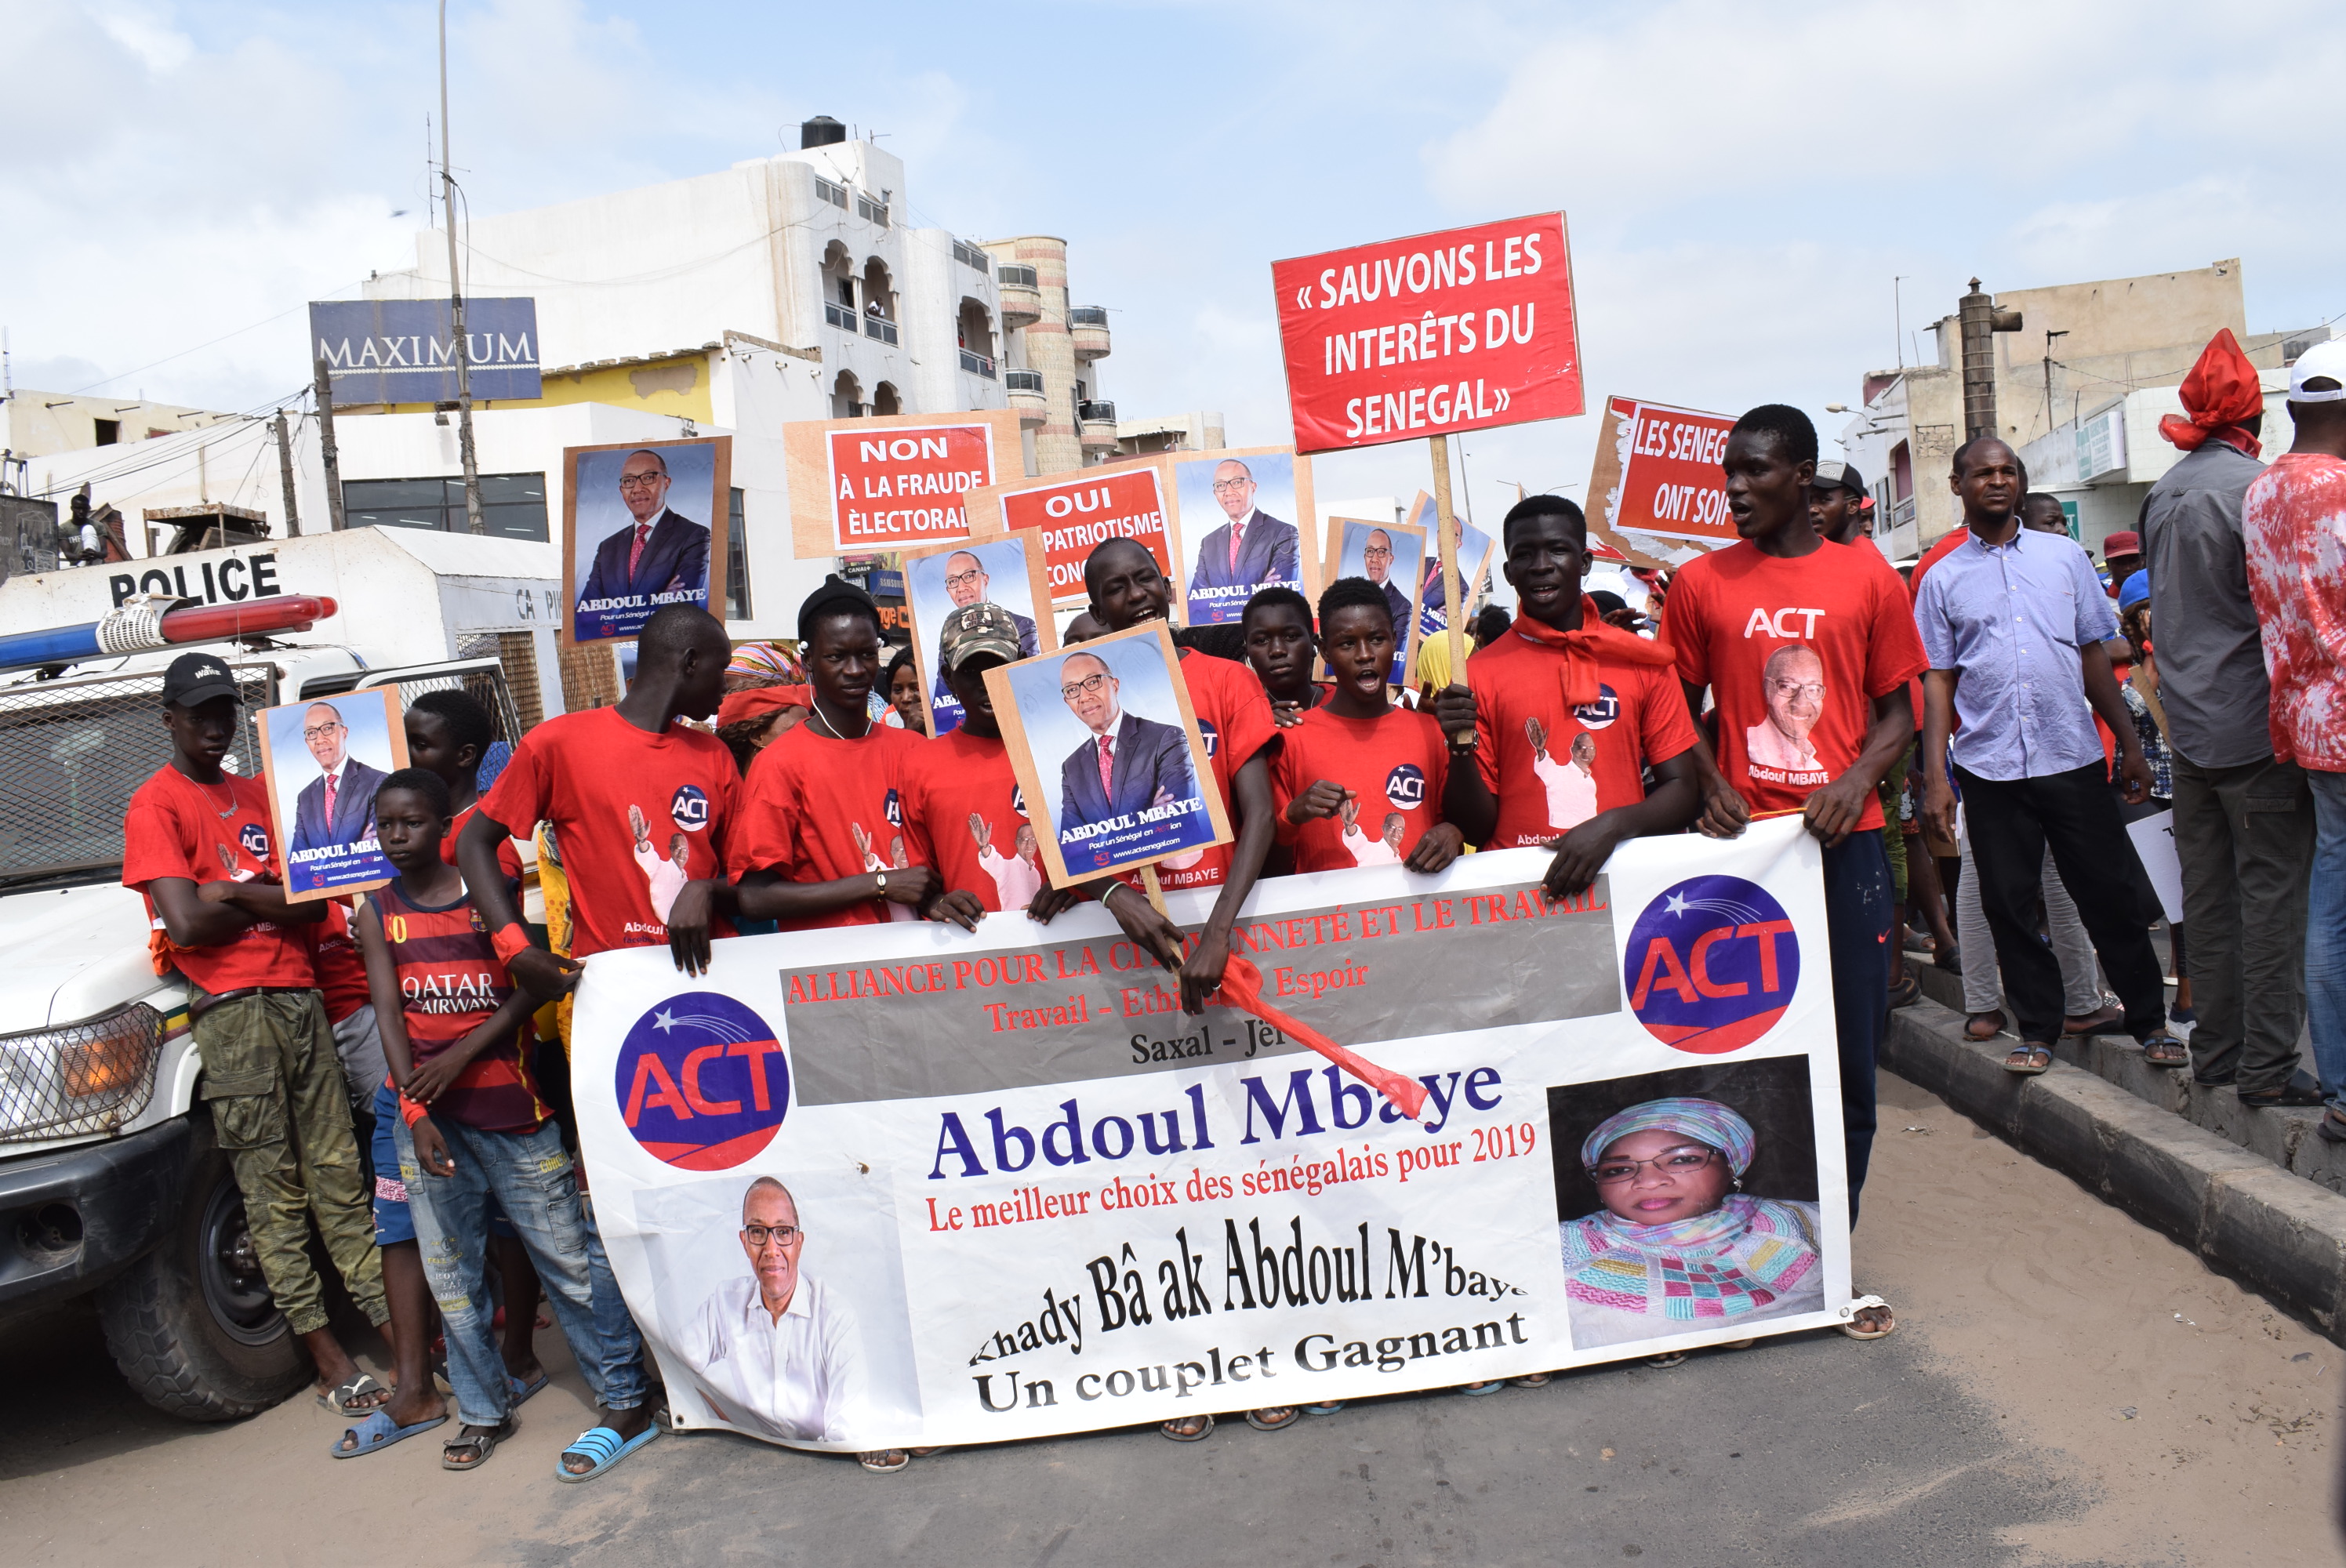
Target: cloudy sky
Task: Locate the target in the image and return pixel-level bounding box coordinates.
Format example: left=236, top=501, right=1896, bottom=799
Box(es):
left=8, top=0, right=2341, bottom=521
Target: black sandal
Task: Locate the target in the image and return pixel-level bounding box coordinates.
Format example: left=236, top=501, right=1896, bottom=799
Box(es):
left=442, top=1416, right=518, bottom=1472
left=2138, top=1034, right=2191, bottom=1070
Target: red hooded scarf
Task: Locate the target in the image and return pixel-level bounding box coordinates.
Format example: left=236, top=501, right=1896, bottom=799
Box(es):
left=1505, top=594, right=1680, bottom=706
left=2158, top=328, right=2264, bottom=459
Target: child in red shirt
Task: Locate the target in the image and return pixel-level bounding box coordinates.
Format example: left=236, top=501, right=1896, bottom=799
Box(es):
left=1273, top=577, right=1462, bottom=873
left=731, top=577, right=942, bottom=931
left=1242, top=586, right=1332, bottom=728
left=1433, top=495, right=1701, bottom=897
left=361, top=768, right=605, bottom=1474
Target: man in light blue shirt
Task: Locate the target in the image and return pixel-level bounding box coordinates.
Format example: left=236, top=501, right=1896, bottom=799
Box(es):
left=1916, top=436, right=2187, bottom=1076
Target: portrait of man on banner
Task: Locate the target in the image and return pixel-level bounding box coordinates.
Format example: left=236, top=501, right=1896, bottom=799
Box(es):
left=1326, top=516, right=1425, bottom=686
left=257, top=685, right=409, bottom=899
left=984, top=624, right=1231, bottom=884
left=1414, top=501, right=1496, bottom=642
left=683, top=1177, right=863, bottom=1444
left=1176, top=452, right=1306, bottom=626
left=903, top=536, right=1046, bottom=735
left=567, top=436, right=730, bottom=644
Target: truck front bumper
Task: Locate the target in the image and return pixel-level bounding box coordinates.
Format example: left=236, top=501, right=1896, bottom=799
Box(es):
left=0, top=1117, right=191, bottom=1321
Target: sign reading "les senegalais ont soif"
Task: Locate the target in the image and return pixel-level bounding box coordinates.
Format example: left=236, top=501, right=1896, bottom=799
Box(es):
left=1272, top=214, right=1584, bottom=456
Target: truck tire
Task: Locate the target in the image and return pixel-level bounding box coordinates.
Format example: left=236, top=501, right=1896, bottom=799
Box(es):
left=94, top=1111, right=308, bottom=1420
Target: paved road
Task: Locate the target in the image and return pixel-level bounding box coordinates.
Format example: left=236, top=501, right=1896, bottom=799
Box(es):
left=6, top=1073, right=2338, bottom=1566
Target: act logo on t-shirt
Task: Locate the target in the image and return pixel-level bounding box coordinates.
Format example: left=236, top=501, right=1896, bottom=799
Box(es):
left=1010, top=783, right=1029, bottom=818
left=884, top=787, right=903, bottom=829
left=614, top=993, right=790, bottom=1170
left=1623, top=876, right=1799, bottom=1054
left=239, top=822, right=270, bottom=859
left=1198, top=720, right=1219, bottom=759
left=1385, top=763, right=1426, bottom=810
left=1571, top=684, right=1620, bottom=731
left=670, top=785, right=710, bottom=833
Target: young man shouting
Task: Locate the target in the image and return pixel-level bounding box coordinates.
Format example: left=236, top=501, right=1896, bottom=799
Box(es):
left=1274, top=577, right=1463, bottom=874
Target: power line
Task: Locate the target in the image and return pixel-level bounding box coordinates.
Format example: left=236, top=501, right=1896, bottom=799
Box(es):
left=63, top=282, right=372, bottom=396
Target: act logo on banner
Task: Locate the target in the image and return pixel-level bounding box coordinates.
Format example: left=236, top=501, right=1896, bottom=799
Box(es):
left=615, top=993, right=790, bottom=1170
left=1623, top=877, right=1799, bottom=1054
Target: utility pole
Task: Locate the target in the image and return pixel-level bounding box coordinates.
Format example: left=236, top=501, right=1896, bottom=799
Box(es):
left=1894, top=276, right=1908, bottom=369
left=272, top=409, right=302, bottom=536
left=2043, top=328, right=2069, bottom=435
left=441, top=0, right=485, bottom=534
left=312, top=358, right=347, bottom=532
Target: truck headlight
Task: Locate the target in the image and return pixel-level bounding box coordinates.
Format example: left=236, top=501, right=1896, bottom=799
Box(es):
left=0, top=1004, right=165, bottom=1141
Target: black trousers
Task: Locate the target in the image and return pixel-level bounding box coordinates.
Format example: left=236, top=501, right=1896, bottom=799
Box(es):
left=1955, top=762, right=2168, bottom=1047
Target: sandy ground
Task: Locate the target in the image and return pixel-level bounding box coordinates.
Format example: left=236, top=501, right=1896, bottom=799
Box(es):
left=4, top=1070, right=2339, bottom=1566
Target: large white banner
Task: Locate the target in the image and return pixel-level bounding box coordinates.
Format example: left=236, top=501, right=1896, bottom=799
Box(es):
left=571, top=818, right=1850, bottom=1451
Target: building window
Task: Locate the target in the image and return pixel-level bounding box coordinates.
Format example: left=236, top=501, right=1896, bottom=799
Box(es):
left=93, top=419, right=120, bottom=446
left=725, top=487, right=751, bottom=619
left=814, top=176, right=848, bottom=210
left=342, top=472, right=549, bottom=541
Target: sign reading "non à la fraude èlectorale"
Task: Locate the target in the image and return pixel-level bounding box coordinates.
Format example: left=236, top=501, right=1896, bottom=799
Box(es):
left=1271, top=214, right=1585, bottom=456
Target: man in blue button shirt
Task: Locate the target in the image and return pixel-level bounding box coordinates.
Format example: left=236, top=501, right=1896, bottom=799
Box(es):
left=1916, top=437, right=2190, bottom=1076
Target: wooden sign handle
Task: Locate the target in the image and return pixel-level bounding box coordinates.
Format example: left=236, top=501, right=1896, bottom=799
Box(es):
left=1429, top=434, right=1475, bottom=749
left=1136, top=865, right=1183, bottom=978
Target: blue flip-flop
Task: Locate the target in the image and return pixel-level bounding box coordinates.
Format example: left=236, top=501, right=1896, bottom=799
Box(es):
left=554, top=1421, right=661, bottom=1483
left=330, top=1408, right=447, bottom=1459
left=509, top=1371, right=549, bottom=1407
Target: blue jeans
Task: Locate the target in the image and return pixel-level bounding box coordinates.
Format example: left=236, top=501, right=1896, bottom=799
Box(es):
left=581, top=1192, right=649, bottom=1413
left=2308, top=771, right=2346, bottom=1110
left=397, top=1116, right=610, bottom=1428
left=1822, top=829, right=1892, bottom=1227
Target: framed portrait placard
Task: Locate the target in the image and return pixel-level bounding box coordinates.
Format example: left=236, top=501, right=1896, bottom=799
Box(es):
left=1319, top=515, right=1427, bottom=688
left=983, top=622, right=1233, bottom=887
left=964, top=457, right=1178, bottom=611
left=563, top=435, right=732, bottom=647
left=902, top=534, right=1056, bottom=737
left=256, top=684, right=411, bottom=901
left=1404, top=489, right=1498, bottom=646
left=1168, top=446, right=1317, bottom=628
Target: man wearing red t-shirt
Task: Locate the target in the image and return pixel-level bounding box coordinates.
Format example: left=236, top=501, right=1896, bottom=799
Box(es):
left=463, top=604, right=739, bottom=1479
left=1433, top=495, right=1700, bottom=896
left=1276, top=577, right=1464, bottom=874
left=1661, top=406, right=1925, bottom=1336
left=1241, top=586, right=1331, bottom=729
left=725, top=577, right=943, bottom=937
left=1082, top=539, right=1280, bottom=1007
left=901, top=603, right=1087, bottom=925
left=122, top=652, right=389, bottom=1415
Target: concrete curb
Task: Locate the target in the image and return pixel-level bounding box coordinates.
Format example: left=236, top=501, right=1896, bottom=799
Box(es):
left=1910, top=961, right=2346, bottom=1196
left=1883, top=998, right=2346, bottom=1344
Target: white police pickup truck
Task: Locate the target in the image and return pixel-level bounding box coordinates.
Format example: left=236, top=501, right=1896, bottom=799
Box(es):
left=0, top=528, right=561, bottom=1417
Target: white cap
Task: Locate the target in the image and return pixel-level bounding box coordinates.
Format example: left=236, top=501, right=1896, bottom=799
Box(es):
left=2289, top=339, right=2346, bottom=403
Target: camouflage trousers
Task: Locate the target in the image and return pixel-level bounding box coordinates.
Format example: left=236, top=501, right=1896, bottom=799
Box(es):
left=194, top=988, right=388, bottom=1338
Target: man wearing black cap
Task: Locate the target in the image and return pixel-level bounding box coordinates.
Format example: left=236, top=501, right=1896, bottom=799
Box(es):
left=1809, top=459, right=1874, bottom=547
left=122, top=652, right=392, bottom=1417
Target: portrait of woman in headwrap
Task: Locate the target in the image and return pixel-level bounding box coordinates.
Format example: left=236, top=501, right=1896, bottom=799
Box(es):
left=1560, top=1096, right=1824, bottom=1350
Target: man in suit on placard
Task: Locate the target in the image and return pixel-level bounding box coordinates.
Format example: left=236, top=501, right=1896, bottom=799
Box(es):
left=932, top=549, right=1039, bottom=700
left=1186, top=459, right=1300, bottom=619
left=1055, top=652, right=1197, bottom=834
left=577, top=448, right=711, bottom=611
left=289, top=702, right=390, bottom=858
left=1361, top=528, right=1411, bottom=626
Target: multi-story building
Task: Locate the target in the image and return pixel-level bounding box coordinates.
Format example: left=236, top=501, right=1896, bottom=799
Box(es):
left=1839, top=260, right=2325, bottom=557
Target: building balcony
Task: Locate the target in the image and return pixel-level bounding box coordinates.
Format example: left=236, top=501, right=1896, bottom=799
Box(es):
left=862, top=314, right=899, bottom=347
left=959, top=349, right=997, bottom=379
left=997, top=264, right=1041, bottom=327
left=1070, top=306, right=1111, bottom=361
left=824, top=300, right=859, bottom=333
left=1077, top=399, right=1118, bottom=450
left=1006, top=369, right=1048, bottom=426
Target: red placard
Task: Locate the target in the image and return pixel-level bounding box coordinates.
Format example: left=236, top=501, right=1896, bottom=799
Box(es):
left=823, top=422, right=998, bottom=550
left=1271, top=213, right=1583, bottom=456
left=1596, top=396, right=1738, bottom=545
left=992, top=463, right=1172, bottom=602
